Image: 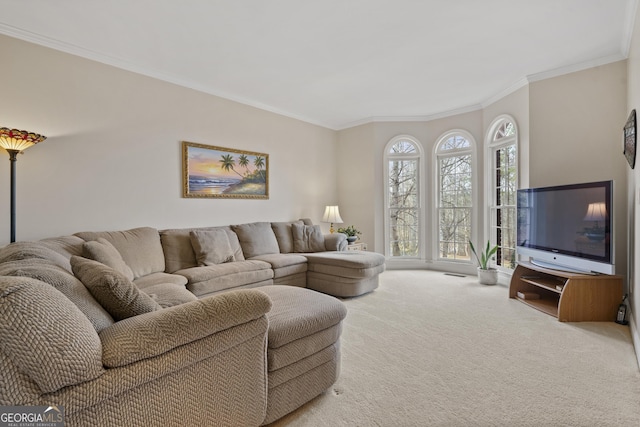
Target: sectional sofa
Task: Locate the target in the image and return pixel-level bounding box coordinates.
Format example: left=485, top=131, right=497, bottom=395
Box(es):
left=0, top=219, right=385, bottom=426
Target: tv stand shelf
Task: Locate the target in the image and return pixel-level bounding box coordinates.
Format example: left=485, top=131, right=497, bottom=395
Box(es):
left=509, top=261, right=622, bottom=322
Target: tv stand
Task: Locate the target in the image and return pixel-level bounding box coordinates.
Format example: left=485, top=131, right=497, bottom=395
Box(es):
left=509, top=261, right=622, bottom=322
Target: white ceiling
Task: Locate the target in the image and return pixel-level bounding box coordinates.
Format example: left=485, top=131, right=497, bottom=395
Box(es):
left=0, top=0, right=636, bottom=130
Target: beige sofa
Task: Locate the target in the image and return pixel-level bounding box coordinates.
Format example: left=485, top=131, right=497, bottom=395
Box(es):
left=0, top=219, right=384, bottom=426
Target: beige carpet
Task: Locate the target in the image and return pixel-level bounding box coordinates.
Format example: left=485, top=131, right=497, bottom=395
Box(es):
left=270, top=270, right=640, bottom=427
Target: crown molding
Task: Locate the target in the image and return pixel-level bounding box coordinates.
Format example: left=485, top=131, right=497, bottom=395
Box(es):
left=481, top=77, right=530, bottom=109
left=526, top=53, right=627, bottom=84
left=335, top=104, right=484, bottom=131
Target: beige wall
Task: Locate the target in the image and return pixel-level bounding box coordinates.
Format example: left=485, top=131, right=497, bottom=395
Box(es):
left=627, top=2, right=640, bottom=366
left=0, top=35, right=338, bottom=245
left=529, top=61, right=628, bottom=284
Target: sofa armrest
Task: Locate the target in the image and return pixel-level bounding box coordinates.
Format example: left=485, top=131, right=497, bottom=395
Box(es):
left=99, top=289, right=272, bottom=367
left=324, top=233, right=347, bottom=251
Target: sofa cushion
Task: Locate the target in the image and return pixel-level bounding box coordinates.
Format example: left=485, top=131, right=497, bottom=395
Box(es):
left=292, top=223, right=326, bottom=253
left=232, top=222, right=280, bottom=258
left=0, top=241, right=71, bottom=271
left=83, top=238, right=135, bottom=281
left=133, top=272, right=188, bottom=289
left=38, top=235, right=85, bottom=262
left=271, top=221, right=304, bottom=254
left=0, top=260, right=114, bottom=332
left=71, top=256, right=161, bottom=321
left=142, top=283, right=198, bottom=308
left=190, top=229, right=236, bottom=265
left=304, top=251, right=386, bottom=270
left=160, top=226, right=245, bottom=273
left=0, top=276, right=104, bottom=393
left=176, top=260, right=273, bottom=297
left=259, top=285, right=347, bottom=348
left=74, top=227, right=165, bottom=279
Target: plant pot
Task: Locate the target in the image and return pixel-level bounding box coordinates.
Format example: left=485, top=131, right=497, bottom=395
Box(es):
left=477, top=267, right=498, bottom=285
left=346, top=236, right=358, bottom=244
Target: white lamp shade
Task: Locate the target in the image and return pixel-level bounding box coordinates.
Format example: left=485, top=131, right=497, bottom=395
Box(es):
left=322, top=206, right=343, bottom=224
left=584, top=202, right=607, bottom=222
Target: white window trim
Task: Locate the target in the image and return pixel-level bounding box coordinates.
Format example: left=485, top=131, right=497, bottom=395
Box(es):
left=383, top=135, right=425, bottom=261
left=485, top=114, right=519, bottom=272
left=432, top=129, right=478, bottom=269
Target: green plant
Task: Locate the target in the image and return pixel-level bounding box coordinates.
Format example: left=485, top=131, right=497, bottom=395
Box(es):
left=337, top=225, right=361, bottom=238
left=469, top=240, right=498, bottom=270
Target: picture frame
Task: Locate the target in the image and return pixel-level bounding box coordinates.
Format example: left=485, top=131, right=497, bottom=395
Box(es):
left=182, top=141, right=269, bottom=199
left=624, top=109, right=636, bottom=169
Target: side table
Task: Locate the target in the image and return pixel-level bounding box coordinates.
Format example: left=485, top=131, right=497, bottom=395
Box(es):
left=346, top=242, right=367, bottom=251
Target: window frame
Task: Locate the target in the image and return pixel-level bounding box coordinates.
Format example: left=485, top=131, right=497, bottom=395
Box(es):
left=383, top=135, right=424, bottom=260
left=433, top=130, right=477, bottom=265
left=485, top=115, right=519, bottom=271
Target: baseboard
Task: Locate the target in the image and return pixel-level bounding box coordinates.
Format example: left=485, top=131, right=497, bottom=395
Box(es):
left=630, top=309, right=640, bottom=371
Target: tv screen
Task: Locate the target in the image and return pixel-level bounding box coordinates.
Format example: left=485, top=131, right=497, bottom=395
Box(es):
left=516, top=180, right=613, bottom=275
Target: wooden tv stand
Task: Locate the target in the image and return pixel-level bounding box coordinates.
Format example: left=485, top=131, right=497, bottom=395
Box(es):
left=509, top=261, right=623, bottom=322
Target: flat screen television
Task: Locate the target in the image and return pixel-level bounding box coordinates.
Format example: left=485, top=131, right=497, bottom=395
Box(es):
left=516, top=180, right=614, bottom=275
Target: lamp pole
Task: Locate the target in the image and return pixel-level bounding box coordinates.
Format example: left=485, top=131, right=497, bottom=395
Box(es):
left=0, top=128, right=47, bottom=244
left=7, top=149, right=18, bottom=243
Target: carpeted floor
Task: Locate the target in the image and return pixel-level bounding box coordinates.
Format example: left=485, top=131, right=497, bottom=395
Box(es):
left=270, top=269, right=640, bottom=427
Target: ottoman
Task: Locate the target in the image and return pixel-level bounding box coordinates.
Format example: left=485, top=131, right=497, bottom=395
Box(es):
left=258, top=285, right=347, bottom=425
left=304, top=251, right=386, bottom=297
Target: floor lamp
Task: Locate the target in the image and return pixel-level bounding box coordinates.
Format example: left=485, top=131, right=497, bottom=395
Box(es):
left=0, top=127, right=47, bottom=243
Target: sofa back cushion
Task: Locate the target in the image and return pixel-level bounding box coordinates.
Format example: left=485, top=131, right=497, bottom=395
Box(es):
left=292, top=223, right=326, bottom=253
left=0, top=276, right=104, bottom=394
left=271, top=221, right=304, bottom=254
left=0, top=241, right=71, bottom=271
left=75, top=227, right=164, bottom=279
left=160, top=226, right=245, bottom=273
left=232, top=222, right=280, bottom=258
left=0, top=260, right=114, bottom=332
left=83, top=238, right=135, bottom=281
left=37, top=235, right=85, bottom=263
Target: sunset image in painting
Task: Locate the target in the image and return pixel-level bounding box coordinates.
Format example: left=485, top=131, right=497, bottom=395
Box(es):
left=184, top=142, right=268, bottom=198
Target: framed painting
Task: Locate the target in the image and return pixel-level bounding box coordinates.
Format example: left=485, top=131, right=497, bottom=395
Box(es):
left=624, top=109, right=636, bottom=169
left=182, top=141, right=269, bottom=199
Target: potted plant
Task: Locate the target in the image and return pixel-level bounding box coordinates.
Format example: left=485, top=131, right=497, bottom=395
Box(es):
left=337, top=225, right=361, bottom=244
left=469, top=240, right=498, bottom=285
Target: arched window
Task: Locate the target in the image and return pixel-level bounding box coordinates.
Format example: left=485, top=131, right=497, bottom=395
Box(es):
left=486, top=115, right=518, bottom=270
left=435, top=131, right=475, bottom=262
left=384, top=135, right=423, bottom=258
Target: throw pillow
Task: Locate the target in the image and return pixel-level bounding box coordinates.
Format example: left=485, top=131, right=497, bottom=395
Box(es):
left=292, top=223, right=326, bottom=253
left=83, top=237, right=135, bottom=281
left=189, top=229, right=235, bottom=265
left=271, top=221, right=305, bottom=253
left=231, top=222, right=280, bottom=258
left=70, top=256, right=161, bottom=321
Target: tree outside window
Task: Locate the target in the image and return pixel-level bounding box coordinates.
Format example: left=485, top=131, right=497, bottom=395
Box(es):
left=489, top=117, right=518, bottom=269
left=436, top=133, right=473, bottom=261
left=386, top=137, right=421, bottom=258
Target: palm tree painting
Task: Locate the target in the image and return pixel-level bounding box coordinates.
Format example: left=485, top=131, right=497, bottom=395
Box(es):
left=182, top=141, right=269, bottom=199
